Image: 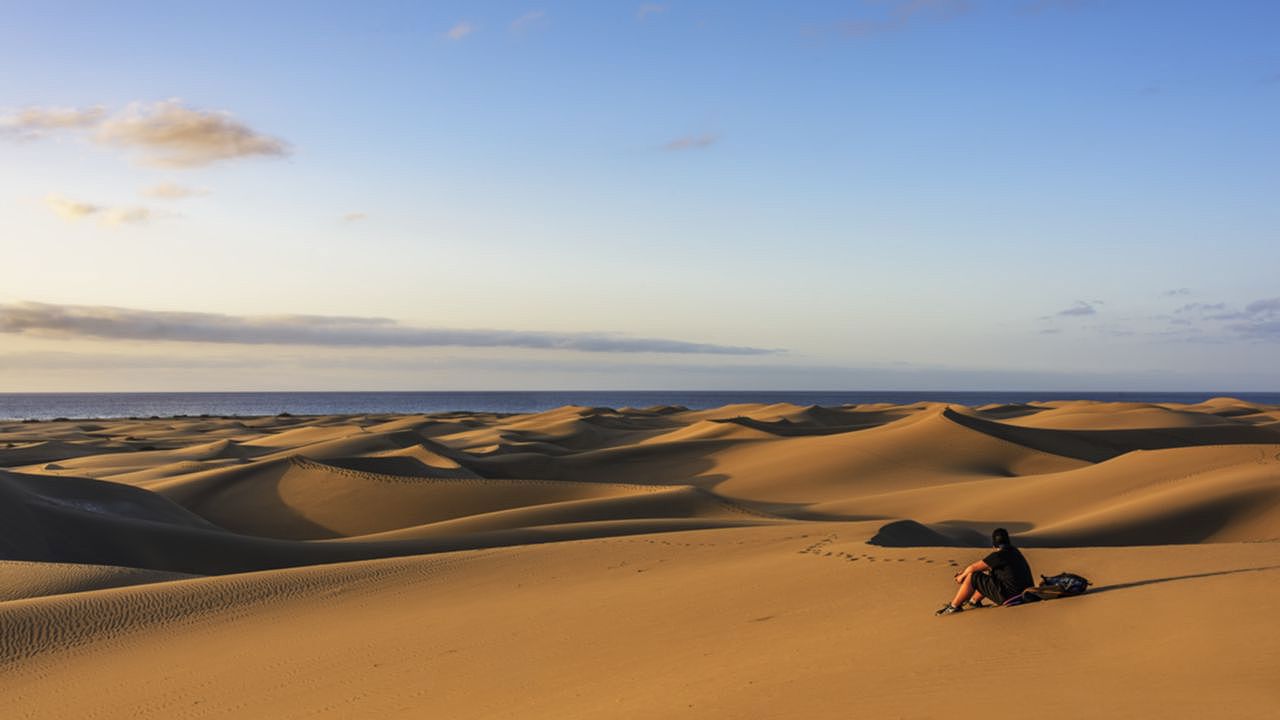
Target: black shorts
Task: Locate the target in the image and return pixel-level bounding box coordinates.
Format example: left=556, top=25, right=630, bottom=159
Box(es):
left=972, top=572, right=1009, bottom=604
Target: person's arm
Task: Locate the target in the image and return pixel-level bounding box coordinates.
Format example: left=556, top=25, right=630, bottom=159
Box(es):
left=953, top=559, right=990, bottom=583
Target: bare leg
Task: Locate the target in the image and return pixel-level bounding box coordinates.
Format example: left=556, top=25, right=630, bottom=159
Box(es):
left=949, top=573, right=976, bottom=608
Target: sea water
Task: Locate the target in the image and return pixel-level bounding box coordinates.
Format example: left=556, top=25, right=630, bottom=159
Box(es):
left=3, top=391, right=1278, bottom=421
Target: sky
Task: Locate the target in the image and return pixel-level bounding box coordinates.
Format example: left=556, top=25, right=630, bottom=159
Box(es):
left=1, top=0, right=1278, bottom=392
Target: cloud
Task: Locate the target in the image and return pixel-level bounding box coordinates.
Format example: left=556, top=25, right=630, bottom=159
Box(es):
left=447, top=21, right=475, bottom=40
left=101, top=207, right=151, bottom=226
left=662, top=133, right=718, bottom=151
left=44, top=194, right=101, bottom=221
left=144, top=182, right=206, bottom=199
left=1243, top=297, right=1280, bottom=318
left=637, top=4, right=666, bottom=20
left=511, top=10, right=547, bottom=31
left=340, top=212, right=368, bottom=223
left=1232, top=319, right=1280, bottom=341
left=44, top=194, right=150, bottom=226
left=0, top=105, right=106, bottom=138
left=1174, top=302, right=1226, bottom=314
left=1162, top=288, right=1192, bottom=297
left=1055, top=300, right=1098, bottom=317
left=3, top=101, right=288, bottom=168
left=1161, top=296, right=1280, bottom=341
left=0, top=302, right=780, bottom=355
left=94, top=100, right=289, bottom=168
left=839, top=0, right=971, bottom=38
left=1173, top=301, right=1244, bottom=321
left=1229, top=301, right=1280, bottom=341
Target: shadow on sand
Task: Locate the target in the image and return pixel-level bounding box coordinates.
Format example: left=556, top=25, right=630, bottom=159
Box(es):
left=1088, top=565, right=1280, bottom=595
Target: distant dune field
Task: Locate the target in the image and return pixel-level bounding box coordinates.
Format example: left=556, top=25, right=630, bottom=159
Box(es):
left=2, top=399, right=1279, bottom=718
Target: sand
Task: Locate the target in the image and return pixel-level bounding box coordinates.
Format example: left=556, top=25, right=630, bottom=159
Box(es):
left=2, top=399, right=1278, bottom=718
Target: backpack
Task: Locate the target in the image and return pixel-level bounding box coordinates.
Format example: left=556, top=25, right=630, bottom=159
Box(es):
left=1028, top=572, right=1090, bottom=599
left=1002, top=572, right=1090, bottom=606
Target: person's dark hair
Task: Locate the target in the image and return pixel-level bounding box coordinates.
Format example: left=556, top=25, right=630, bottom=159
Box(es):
left=992, top=527, right=1012, bottom=548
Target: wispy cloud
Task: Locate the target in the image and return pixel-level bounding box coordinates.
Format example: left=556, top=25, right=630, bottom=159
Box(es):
left=1162, top=287, right=1192, bottom=297
left=44, top=194, right=101, bottom=221
left=95, top=100, right=289, bottom=168
left=0, top=302, right=780, bottom=355
left=44, top=194, right=151, bottom=226
left=662, top=133, right=718, bottom=151
left=1037, top=294, right=1280, bottom=345
left=1174, top=302, right=1226, bottom=315
left=0, top=105, right=106, bottom=138
left=511, top=10, right=547, bottom=32
left=101, top=207, right=151, bottom=226
left=637, top=4, right=666, bottom=20
left=838, top=0, right=971, bottom=38
left=4, top=100, right=289, bottom=168
left=1244, top=297, right=1280, bottom=316
left=340, top=212, right=368, bottom=223
left=1228, top=297, right=1280, bottom=341
left=1160, top=297, right=1280, bottom=341
left=447, top=21, right=475, bottom=40
left=144, top=182, right=206, bottom=199
left=1055, top=300, right=1099, bottom=317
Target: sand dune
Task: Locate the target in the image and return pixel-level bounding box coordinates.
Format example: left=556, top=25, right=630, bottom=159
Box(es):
left=0, top=560, right=195, bottom=602
left=2, top=399, right=1278, bottom=718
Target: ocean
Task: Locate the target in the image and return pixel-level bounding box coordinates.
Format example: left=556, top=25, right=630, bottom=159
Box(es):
left=2, top=391, right=1277, bottom=421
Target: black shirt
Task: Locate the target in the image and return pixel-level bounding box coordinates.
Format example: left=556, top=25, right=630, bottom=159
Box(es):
left=984, top=546, right=1033, bottom=597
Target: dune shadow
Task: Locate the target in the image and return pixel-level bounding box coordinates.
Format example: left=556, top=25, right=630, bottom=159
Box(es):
left=868, top=519, right=985, bottom=547
left=867, top=519, right=1034, bottom=547
left=943, top=406, right=1280, bottom=463
left=1087, top=565, right=1280, bottom=595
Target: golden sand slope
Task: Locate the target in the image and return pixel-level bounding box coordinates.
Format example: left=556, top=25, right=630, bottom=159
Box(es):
left=2, top=400, right=1279, bottom=718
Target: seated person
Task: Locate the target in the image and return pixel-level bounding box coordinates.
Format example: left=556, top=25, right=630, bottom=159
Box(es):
left=936, top=527, right=1033, bottom=615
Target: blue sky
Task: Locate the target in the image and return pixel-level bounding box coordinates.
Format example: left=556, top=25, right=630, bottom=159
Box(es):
left=1, top=0, right=1277, bottom=391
